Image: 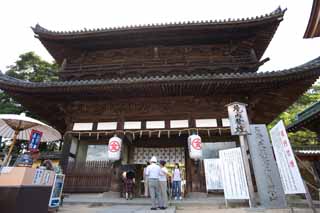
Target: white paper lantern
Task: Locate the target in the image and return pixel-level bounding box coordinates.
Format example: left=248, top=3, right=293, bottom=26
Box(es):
left=107, top=136, right=122, bottom=161
left=188, top=134, right=202, bottom=160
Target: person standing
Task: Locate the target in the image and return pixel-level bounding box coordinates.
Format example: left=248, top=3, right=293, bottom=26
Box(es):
left=143, top=162, right=150, bottom=197
left=121, top=171, right=127, bottom=198
left=159, top=160, right=169, bottom=210
left=172, top=163, right=182, bottom=200
left=125, top=170, right=135, bottom=200
left=146, top=156, right=161, bottom=210
left=41, top=159, right=54, bottom=171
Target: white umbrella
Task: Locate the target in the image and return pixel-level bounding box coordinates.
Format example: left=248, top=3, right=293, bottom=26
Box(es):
left=0, top=113, right=62, bottom=166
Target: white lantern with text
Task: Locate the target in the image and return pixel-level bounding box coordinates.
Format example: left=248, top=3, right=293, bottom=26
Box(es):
left=188, top=134, right=202, bottom=160
left=107, top=136, right=122, bottom=161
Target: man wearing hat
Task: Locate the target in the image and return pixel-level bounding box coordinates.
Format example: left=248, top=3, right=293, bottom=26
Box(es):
left=146, top=156, right=161, bottom=210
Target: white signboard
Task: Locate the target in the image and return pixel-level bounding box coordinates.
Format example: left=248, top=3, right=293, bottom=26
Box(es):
left=227, top=102, right=250, bottom=135
left=49, top=174, right=65, bottom=208
left=219, top=147, right=249, bottom=200
left=204, top=159, right=223, bottom=190
left=270, top=120, right=306, bottom=194
left=32, top=168, right=44, bottom=184
left=0, top=167, right=13, bottom=174
left=43, top=170, right=52, bottom=185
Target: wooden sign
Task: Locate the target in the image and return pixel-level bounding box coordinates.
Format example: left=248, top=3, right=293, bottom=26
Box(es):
left=227, top=102, right=250, bottom=135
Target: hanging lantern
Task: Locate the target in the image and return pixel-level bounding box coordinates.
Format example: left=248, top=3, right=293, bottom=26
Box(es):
left=107, top=135, right=122, bottom=161
left=188, top=134, right=202, bottom=160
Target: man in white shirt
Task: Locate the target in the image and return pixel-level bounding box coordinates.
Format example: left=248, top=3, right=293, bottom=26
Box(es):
left=143, top=162, right=150, bottom=197
left=159, top=160, right=169, bottom=209
left=146, top=156, right=161, bottom=210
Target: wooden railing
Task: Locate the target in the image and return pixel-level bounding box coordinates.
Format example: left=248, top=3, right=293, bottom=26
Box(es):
left=64, top=161, right=116, bottom=193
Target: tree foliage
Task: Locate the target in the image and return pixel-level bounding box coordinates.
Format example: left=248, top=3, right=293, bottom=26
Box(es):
left=0, top=52, right=58, bottom=115
left=0, top=92, right=24, bottom=114
left=269, top=82, right=320, bottom=145
left=5, top=52, right=58, bottom=82
left=0, top=52, right=59, bottom=156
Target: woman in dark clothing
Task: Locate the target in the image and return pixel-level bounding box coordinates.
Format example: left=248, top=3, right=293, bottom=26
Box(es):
left=125, top=170, right=135, bottom=200
left=121, top=171, right=127, bottom=198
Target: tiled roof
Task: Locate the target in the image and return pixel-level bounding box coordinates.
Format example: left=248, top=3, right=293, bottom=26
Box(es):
left=32, top=7, right=285, bottom=36
left=293, top=146, right=320, bottom=156
left=0, top=56, right=319, bottom=91
left=295, top=150, right=320, bottom=155
left=287, top=101, right=320, bottom=131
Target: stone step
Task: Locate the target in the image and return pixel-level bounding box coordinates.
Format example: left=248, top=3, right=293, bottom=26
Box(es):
left=63, top=193, right=320, bottom=209
left=95, top=206, right=176, bottom=213
left=61, top=205, right=176, bottom=213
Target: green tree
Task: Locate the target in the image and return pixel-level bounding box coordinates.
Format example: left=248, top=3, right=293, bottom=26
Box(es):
left=0, top=52, right=59, bottom=157
left=269, top=82, right=320, bottom=145
left=5, top=51, right=58, bottom=82
left=0, top=92, right=25, bottom=114
left=0, top=52, right=58, bottom=115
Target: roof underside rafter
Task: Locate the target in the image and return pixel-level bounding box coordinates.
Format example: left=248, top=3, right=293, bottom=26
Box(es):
left=304, top=0, right=320, bottom=38
left=0, top=56, right=319, bottom=132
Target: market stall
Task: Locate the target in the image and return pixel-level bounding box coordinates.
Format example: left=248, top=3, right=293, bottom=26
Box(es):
left=0, top=167, right=55, bottom=213
left=0, top=113, right=63, bottom=213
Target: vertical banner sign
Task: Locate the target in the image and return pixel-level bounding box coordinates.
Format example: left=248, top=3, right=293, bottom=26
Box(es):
left=247, top=124, right=287, bottom=208
left=203, top=159, right=223, bottom=190
left=28, top=129, right=43, bottom=151
left=219, top=147, right=249, bottom=200
left=227, top=102, right=250, bottom=135
left=32, top=168, right=44, bottom=184
left=49, top=174, right=65, bottom=208
left=270, top=120, right=306, bottom=194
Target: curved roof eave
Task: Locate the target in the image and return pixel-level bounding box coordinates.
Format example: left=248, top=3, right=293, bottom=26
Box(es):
left=304, top=0, right=320, bottom=38
left=32, top=7, right=285, bottom=38
left=0, top=56, right=319, bottom=93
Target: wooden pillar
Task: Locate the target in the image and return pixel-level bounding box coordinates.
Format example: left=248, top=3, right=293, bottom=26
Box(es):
left=60, top=133, right=72, bottom=173
left=110, top=161, right=122, bottom=192
left=60, top=115, right=74, bottom=173
left=239, top=135, right=256, bottom=207
left=185, top=148, right=206, bottom=193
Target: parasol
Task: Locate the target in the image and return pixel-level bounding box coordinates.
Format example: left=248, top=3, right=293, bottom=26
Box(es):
left=0, top=113, right=62, bottom=166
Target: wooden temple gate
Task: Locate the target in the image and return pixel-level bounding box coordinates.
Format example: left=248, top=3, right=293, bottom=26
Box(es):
left=63, top=161, right=120, bottom=193
left=2, top=7, right=320, bottom=197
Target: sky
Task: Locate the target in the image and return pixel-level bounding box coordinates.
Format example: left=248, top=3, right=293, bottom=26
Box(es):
left=0, top=0, right=319, bottom=73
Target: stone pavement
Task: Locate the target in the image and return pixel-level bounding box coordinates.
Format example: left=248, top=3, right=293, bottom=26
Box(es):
left=63, top=193, right=320, bottom=208
left=61, top=193, right=320, bottom=212
left=59, top=204, right=319, bottom=213
left=59, top=205, right=175, bottom=213
left=63, top=193, right=226, bottom=207
left=176, top=206, right=319, bottom=213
